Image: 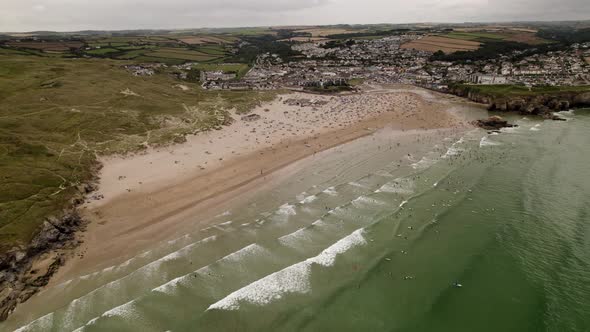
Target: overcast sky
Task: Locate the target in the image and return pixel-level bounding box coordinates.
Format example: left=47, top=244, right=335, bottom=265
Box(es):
left=1, top=0, right=589, bottom=32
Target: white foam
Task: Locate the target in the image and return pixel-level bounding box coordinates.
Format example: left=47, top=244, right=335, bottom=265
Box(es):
left=352, top=196, right=386, bottom=206
left=152, top=244, right=266, bottom=295
left=530, top=124, right=541, bottom=131
left=215, top=211, right=232, bottom=218
left=399, top=200, right=409, bottom=208
left=208, top=229, right=366, bottom=311
left=443, top=146, right=463, bottom=158
left=14, top=313, right=54, bottom=332
left=221, top=243, right=266, bottom=263
left=277, top=203, right=297, bottom=216
left=479, top=136, right=501, bottom=147
left=348, top=181, right=367, bottom=188
left=52, top=234, right=219, bottom=325
left=375, top=178, right=414, bottom=194
left=323, top=186, right=338, bottom=196
left=299, top=195, right=318, bottom=204
left=278, top=228, right=311, bottom=247
left=75, top=300, right=136, bottom=331
left=102, top=300, right=135, bottom=319
left=295, top=192, right=308, bottom=202
left=152, top=266, right=211, bottom=294
left=312, top=219, right=326, bottom=226
left=558, top=109, right=575, bottom=115
left=374, top=170, right=394, bottom=177
left=411, top=156, right=437, bottom=170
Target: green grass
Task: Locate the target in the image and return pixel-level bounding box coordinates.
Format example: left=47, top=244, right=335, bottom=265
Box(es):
left=132, top=56, right=186, bottom=65
left=116, top=49, right=149, bottom=59
left=193, top=45, right=228, bottom=56
left=86, top=48, right=120, bottom=55
left=0, top=53, right=275, bottom=251
left=147, top=51, right=219, bottom=62
left=0, top=47, right=30, bottom=56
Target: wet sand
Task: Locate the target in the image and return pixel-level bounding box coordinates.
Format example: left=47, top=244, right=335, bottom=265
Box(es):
left=50, top=85, right=472, bottom=284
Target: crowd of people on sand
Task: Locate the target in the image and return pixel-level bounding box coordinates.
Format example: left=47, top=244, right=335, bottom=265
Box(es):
left=200, top=90, right=457, bottom=153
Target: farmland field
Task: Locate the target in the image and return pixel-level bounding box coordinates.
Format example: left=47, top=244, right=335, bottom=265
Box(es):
left=116, top=49, right=149, bottom=59
left=193, top=45, right=229, bottom=55
left=445, top=32, right=505, bottom=40
left=5, top=41, right=84, bottom=52
left=178, top=36, right=233, bottom=45
left=86, top=48, right=120, bottom=55
left=279, top=37, right=329, bottom=42
left=444, top=30, right=549, bottom=45
left=294, top=28, right=362, bottom=37
left=146, top=50, right=218, bottom=62
left=401, top=36, right=481, bottom=53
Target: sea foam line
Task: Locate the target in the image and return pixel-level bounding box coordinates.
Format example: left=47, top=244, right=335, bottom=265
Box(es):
left=207, top=229, right=367, bottom=311
left=16, top=235, right=218, bottom=331
left=152, top=243, right=267, bottom=295
left=479, top=136, right=501, bottom=147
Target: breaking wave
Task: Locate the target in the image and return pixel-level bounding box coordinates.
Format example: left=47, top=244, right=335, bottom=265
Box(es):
left=207, top=229, right=367, bottom=311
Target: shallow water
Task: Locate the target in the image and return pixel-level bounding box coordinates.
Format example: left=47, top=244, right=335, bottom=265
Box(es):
left=5, top=108, right=590, bottom=332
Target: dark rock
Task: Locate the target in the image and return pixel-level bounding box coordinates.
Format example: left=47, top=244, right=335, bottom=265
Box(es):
left=0, top=211, right=86, bottom=321
left=241, top=114, right=261, bottom=122
left=473, top=116, right=517, bottom=130
left=573, top=92, right=590, bottom=106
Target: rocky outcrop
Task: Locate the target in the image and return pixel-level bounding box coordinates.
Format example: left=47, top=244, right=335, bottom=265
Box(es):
left=449, top=85, right=589, bottom=119
left=0, top=212, right=86, bottom=321
left=473, top=116, right=517, bottom=131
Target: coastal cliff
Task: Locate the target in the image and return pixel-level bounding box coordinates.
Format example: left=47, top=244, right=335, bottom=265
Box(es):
left=449, top=84, right=590, bottom=117
left=0, top=181, right=97, bottom=321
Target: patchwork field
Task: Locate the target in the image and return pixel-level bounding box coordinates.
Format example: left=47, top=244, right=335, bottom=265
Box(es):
left=444, top=30, right=548, bottom=45
left=445, top=32, right=505, bottom=40
left=146, top=48, right=219, bottom=61
left=5, top=41, right=84, bottom=52
left=294, top=28, right=362, bottom=37
left=401, top=36, right=481, bottom=53
left=279, top=37, right=329, bottom=42
left=177, top=36, right=234, bottom=45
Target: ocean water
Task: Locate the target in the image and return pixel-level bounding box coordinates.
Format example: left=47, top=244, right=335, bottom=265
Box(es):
left=5, top=109, right=590, bottom=332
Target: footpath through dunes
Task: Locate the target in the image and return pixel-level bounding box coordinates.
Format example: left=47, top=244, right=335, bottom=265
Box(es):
left=48, top=86, right=472, bottom=283
left=6, top=124, right=488, bottom=332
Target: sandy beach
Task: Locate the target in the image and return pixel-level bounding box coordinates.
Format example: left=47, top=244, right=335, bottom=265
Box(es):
left=50, top=85, right=472, bottom=284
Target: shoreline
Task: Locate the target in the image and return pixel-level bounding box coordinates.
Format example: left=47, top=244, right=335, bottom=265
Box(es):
left=3, top=85, right=477, bottom=322
left=50, top=85, right=472, bottom=283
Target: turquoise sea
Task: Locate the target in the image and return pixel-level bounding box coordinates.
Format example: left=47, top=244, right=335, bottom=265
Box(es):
left=4, top=108, right=590, bottom=332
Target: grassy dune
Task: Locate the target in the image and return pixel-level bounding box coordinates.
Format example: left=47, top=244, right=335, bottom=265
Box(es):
left=0, top=54, right=274, bottom=251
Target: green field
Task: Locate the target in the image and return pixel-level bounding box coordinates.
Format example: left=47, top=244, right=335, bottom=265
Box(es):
left=116, top=49, right=149, bottom=59
left=147, top=50, right=218, bottom=62
left=445, top=32, right=507, bottom=41
left=86, top=48, right=120, bottom=55
left=0, top=53, right=274, bottom=252
left=193, top=45, right=228, bottom=56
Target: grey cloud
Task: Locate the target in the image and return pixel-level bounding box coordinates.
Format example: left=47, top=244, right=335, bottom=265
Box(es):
left=0, top=0, right=588, bottom=32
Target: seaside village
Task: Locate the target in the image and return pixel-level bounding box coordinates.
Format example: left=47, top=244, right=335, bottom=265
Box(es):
left=126, top=34, right=590, bottom=91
